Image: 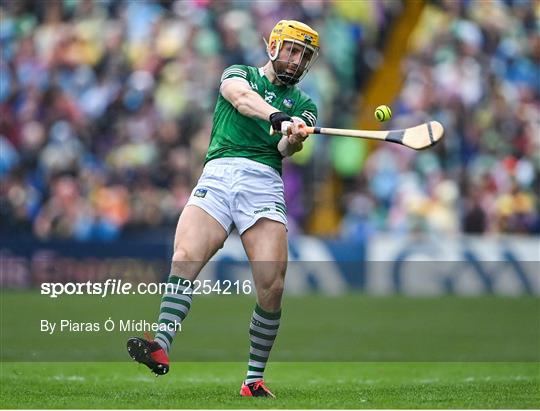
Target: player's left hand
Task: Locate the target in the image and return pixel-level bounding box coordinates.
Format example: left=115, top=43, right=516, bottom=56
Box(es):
left=287, top=118, right=308, bottom=145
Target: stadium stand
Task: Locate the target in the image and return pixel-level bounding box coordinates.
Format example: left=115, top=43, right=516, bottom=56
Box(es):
left=1, top=0, right=538, bottom=241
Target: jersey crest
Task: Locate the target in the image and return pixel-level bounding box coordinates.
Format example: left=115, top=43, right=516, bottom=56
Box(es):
left=283, top=98, right=294, bottom=108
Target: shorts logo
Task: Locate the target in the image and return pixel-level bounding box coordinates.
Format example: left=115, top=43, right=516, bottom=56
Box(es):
left=254, top=207, right=271, bottom=215
left=283, top=98, right=294, bottom=108
left=194, top=188, right=207, bottom=198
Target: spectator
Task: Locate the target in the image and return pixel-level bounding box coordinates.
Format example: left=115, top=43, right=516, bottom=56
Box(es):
left=1, top=0, right=537, bottom=241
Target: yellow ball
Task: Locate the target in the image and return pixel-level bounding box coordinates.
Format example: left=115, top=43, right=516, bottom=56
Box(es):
left=375, top=105, right=392, bottom=122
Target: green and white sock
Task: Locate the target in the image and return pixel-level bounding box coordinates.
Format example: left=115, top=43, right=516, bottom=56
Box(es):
left=154, top=275, right=193, bottom=353
left=245, top=303, right=281, bottom=384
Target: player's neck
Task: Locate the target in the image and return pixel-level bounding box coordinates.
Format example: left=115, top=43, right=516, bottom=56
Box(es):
left=262, top=61, right=287, bottom=86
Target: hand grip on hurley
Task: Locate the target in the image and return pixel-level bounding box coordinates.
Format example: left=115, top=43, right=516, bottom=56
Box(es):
left=270, top=121, right=445, bottom=150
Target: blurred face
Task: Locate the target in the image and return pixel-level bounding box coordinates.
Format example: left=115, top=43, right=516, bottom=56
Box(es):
left=271, top=39, right=316, bottom=85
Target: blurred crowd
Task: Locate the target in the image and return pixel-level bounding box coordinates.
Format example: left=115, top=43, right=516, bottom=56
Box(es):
left=0, top=0, right=538, bottom=242
left=0, top=0, right=397, bottom=240
left=340, top=0, right=539, bottom=239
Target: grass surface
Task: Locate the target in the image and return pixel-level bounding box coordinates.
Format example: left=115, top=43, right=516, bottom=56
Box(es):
left=1, top=294, right=539, bottom=408
left=2, top=293, right=539, bottom=361
left=1, top=362, right=538, bottom=409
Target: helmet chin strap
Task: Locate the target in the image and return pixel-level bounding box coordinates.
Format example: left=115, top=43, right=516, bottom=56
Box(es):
left=272, top=61, right=300, bottom=86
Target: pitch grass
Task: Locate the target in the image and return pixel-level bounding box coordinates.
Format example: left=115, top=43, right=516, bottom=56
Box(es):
left=1, top=362, right=538, bottom=409
left=2, top=294, right=539, bottom=362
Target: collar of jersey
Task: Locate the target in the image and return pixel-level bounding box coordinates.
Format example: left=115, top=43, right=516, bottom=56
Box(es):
left=259, top=66, right=289, bottom=89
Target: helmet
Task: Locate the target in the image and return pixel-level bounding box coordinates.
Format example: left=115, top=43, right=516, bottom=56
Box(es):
left=266, top=20, right=320, bottom=86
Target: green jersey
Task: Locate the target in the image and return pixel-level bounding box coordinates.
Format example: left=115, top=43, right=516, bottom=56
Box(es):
left=205, top=64, right=318, bottom=174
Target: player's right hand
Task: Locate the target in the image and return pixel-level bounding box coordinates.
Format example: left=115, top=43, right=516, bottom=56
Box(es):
left=269, top=111, right=292, bottom=133
left=288, top=118, right=308, bottom=144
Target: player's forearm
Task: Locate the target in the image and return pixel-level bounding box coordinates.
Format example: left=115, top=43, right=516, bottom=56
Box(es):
left=277, top=117, right=307, bottom=157
left=277, top=135, right=303, bottom=157
left=225, top=87, right=278, bottom=120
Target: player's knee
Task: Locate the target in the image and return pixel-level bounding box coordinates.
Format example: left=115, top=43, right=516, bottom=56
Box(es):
left=172, top=246, right=192, bottom=263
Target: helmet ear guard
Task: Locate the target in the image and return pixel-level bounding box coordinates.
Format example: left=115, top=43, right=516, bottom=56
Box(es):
left=263, top=38, right=280, bottom=61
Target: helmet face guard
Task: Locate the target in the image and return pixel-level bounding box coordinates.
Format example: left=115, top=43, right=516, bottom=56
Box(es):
left=265, top=20, right=320, bottom=86
left=268, top=39, right=319, bottom=86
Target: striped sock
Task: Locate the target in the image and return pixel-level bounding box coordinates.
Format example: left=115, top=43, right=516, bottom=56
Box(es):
left=154, top=275, right=193, bottom=354
left=245, top=303, right=281, bottom=384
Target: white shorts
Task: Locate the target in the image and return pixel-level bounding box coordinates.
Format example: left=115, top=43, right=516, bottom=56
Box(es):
left=186, top=158, right=287, bottom=235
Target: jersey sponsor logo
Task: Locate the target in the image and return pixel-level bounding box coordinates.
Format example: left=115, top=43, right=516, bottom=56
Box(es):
left=254, top=206, right=271, bottom=215
left=283, top=98, right=294, bottom=108
left=264, top=90, right=276, bottom=103
left=250, top=81, right=259, bottom=90
left=194, top=188, right=208, bottom=198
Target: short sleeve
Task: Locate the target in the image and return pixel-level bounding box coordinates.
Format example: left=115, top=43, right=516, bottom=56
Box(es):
left=220, top=65, right=249, bottom=84
left=295, top=101, right=318, bottom=127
